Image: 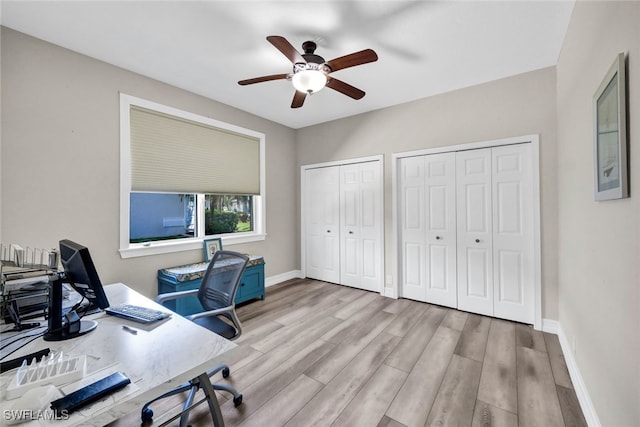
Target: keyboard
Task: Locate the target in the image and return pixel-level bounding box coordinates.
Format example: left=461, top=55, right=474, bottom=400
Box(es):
left=105, top=304, right=171, bottom=324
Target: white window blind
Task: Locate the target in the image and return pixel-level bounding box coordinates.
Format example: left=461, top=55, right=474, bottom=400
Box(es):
left=130, top=106, right=260, bottom=195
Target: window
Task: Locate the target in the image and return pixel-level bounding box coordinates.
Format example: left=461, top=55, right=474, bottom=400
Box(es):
left=204, top=195, right=254, bottom=234
left=120, top=94, right=265, bottom=258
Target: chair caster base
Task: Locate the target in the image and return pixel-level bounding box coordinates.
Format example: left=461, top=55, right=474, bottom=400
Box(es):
left=141, top=407, right=154, bottom=422
left=233, top=394, right=243, bottom=407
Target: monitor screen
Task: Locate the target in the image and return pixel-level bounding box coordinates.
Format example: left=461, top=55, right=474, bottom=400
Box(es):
left=59, top=239, right=110, bottom=310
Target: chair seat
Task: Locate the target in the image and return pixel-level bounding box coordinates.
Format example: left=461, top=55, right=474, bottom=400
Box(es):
left=193, top=315, right=237, bottom=339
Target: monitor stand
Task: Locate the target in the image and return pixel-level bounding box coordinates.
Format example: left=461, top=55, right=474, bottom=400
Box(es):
left=43, top=276, right=98, bottom=341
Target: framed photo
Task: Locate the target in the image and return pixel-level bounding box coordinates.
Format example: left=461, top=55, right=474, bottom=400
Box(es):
left=594, top=52, right=628, bottom=201
left=203, top=238, right=223, bottom=261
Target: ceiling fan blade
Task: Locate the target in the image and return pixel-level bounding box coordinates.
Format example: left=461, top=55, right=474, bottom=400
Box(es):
left=326, top=78, right=366, bottom=100
left=291, top=91, right=307, bottom=108
left=267, top=35, right=305, bottom=64
left=238, top=73, right=290, bottom=85
left=325, top=49, right=378, bottom=73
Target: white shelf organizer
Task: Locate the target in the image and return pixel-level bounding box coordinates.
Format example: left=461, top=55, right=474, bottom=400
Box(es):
left=6, top=353, right=86, bottom=400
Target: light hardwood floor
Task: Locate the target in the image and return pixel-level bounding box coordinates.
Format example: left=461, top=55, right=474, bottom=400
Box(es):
left=111, top=279, right=587, bottom=427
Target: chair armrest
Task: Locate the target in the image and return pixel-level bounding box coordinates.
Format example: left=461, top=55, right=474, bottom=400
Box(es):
left=155, top=289, right=199, bottom=305
left=186, top=306, right=233, bottom=321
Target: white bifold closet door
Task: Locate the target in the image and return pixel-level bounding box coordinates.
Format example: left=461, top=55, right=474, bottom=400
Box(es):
left=400, top=143, right=535, bottom=324
left=492, top=144, right=534, bottom=323
left=456, top=144, right=534, bottom=323
left=340, top=162, right=383, bottom=292
left=305, top=160, right=383, bottom=292
left=305, top=167, right=340, bottom=284
left=456, top=148, right=494, bottom=316
left=400, top=153, right=457, bottom=307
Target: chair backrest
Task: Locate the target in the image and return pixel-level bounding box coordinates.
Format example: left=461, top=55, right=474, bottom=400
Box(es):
left=198, top=250, right=249, bottom=311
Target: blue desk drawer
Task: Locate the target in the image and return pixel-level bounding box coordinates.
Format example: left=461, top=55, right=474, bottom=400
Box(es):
left=158, top=256, right=265, bottom=316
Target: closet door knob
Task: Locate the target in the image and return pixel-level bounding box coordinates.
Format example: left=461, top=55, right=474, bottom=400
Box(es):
left=349, top=231, right=354, bottom=235
left=436, top=236, right=441, bottom=240
left=327, top=230, right=331, bottom=233
left=475, top=239, right=480, bottom=243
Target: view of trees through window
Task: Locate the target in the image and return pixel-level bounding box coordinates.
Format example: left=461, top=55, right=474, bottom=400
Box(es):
left=129, top=192, right=254, bottom=243
left=204, top=194, right=253, bottom=235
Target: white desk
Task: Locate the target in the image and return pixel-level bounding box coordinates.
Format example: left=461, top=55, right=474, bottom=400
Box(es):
left=0, top=283, right=238, bottom=426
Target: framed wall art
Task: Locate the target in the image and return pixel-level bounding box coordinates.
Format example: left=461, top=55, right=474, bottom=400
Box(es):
left=203, top=238, right=223, bottom=261
left=593, top=52, right=628, bottom=201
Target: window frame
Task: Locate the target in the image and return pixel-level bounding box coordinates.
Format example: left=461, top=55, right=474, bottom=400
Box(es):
left=119, top=94, right=266, bottom=259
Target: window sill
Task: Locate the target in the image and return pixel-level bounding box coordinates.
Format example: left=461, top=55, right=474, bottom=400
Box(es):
left=119, top=233, right=266, bottom=259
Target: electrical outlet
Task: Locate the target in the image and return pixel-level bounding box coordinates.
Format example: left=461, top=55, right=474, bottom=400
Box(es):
left=385, top=275, right=393, bottom=286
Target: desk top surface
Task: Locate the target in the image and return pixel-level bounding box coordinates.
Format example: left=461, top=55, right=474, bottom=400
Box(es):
left=0, top=283, right=237, bottom=426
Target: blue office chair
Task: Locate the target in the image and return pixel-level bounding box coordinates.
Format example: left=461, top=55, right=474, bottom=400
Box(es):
left=141, top=250, right=248, bottom=426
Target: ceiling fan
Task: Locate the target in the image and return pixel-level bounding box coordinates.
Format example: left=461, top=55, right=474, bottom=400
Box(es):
left=238, top=36, right=378, bottom=108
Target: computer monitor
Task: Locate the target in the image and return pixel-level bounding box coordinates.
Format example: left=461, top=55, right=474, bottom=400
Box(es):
left=44, top=239, right=110, bottom=341
left=59, top=239, right=109, bottom=310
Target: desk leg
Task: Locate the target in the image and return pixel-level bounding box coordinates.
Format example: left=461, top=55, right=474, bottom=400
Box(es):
left=198, top=372, right=225, bottom=427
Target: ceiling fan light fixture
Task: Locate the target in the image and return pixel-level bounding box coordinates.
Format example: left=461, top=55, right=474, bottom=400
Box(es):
left=292, top=69, right=327, bottom=94
left=239, top=36, right=378, bottom=108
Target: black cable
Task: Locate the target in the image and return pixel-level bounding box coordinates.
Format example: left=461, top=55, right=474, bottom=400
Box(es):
left=0, top=327, right=47, bottom=351
left=0, top=328, right=47, bottom=360
left=70, top=299, right=85, bottom=313
left=71, top=295, right=89, bottom=318
left=63, top=287, right=101, bottom=318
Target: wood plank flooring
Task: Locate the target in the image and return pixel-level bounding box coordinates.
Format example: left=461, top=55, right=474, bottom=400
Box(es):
left=110, top=279, right=587, bottom=427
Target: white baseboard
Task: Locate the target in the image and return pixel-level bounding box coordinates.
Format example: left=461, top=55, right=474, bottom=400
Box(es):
left=382, top=287, right=398, bottom=299
left=542, top=319, right=601, bottom=427
left=541, top=318, right=560, bottom=334
left=265, top=270, right=303, bottom=287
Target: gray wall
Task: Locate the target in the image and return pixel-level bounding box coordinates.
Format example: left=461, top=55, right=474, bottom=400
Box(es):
left=296, top=66, right=559, bottom=320
left=1, top=27, right=299, bottom=299
left=556, top=2, right=639, bottom=425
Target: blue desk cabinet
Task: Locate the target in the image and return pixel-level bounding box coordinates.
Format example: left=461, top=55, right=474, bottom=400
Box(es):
left=158, top=255, right=265, bottom=316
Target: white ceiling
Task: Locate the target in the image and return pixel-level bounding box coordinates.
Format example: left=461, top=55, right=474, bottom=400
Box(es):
left=1, top=1, right=574, bottom=129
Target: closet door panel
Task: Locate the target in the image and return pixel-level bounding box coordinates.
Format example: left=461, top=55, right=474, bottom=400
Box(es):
left=362, top=239, right=377, bottom=279
left=399, top=157, right=426, bottom=301
left=403, top=242, right=424, bottom=300
left=340, top=161, right=382, bottom=291
left=404, top=187, right=422, bottom=229
left=429, top=245, right=448, bottom=289
left=322, top=170, right=341, bottom=283
left=361, top=182, right=379, bottom=284
left=342, top=236, right=358, bottom=275
left=340, top=164, right=361, bottom=288
left=305, top=167, right=340, bottom=283
left=466, top=248, right=491, bottom=297
left=306, top=179, right=324, bottom=279
left=357, top=161, right=383, bottom=292
left=398, top=153, right=456, bottom=306
left=492, top=144, right=534, bottom=324
left=497, top=250, right=523, bottom=302
left=457, top=149, right=493, bottom=316
left=424, top=153, right=457, bottom=307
